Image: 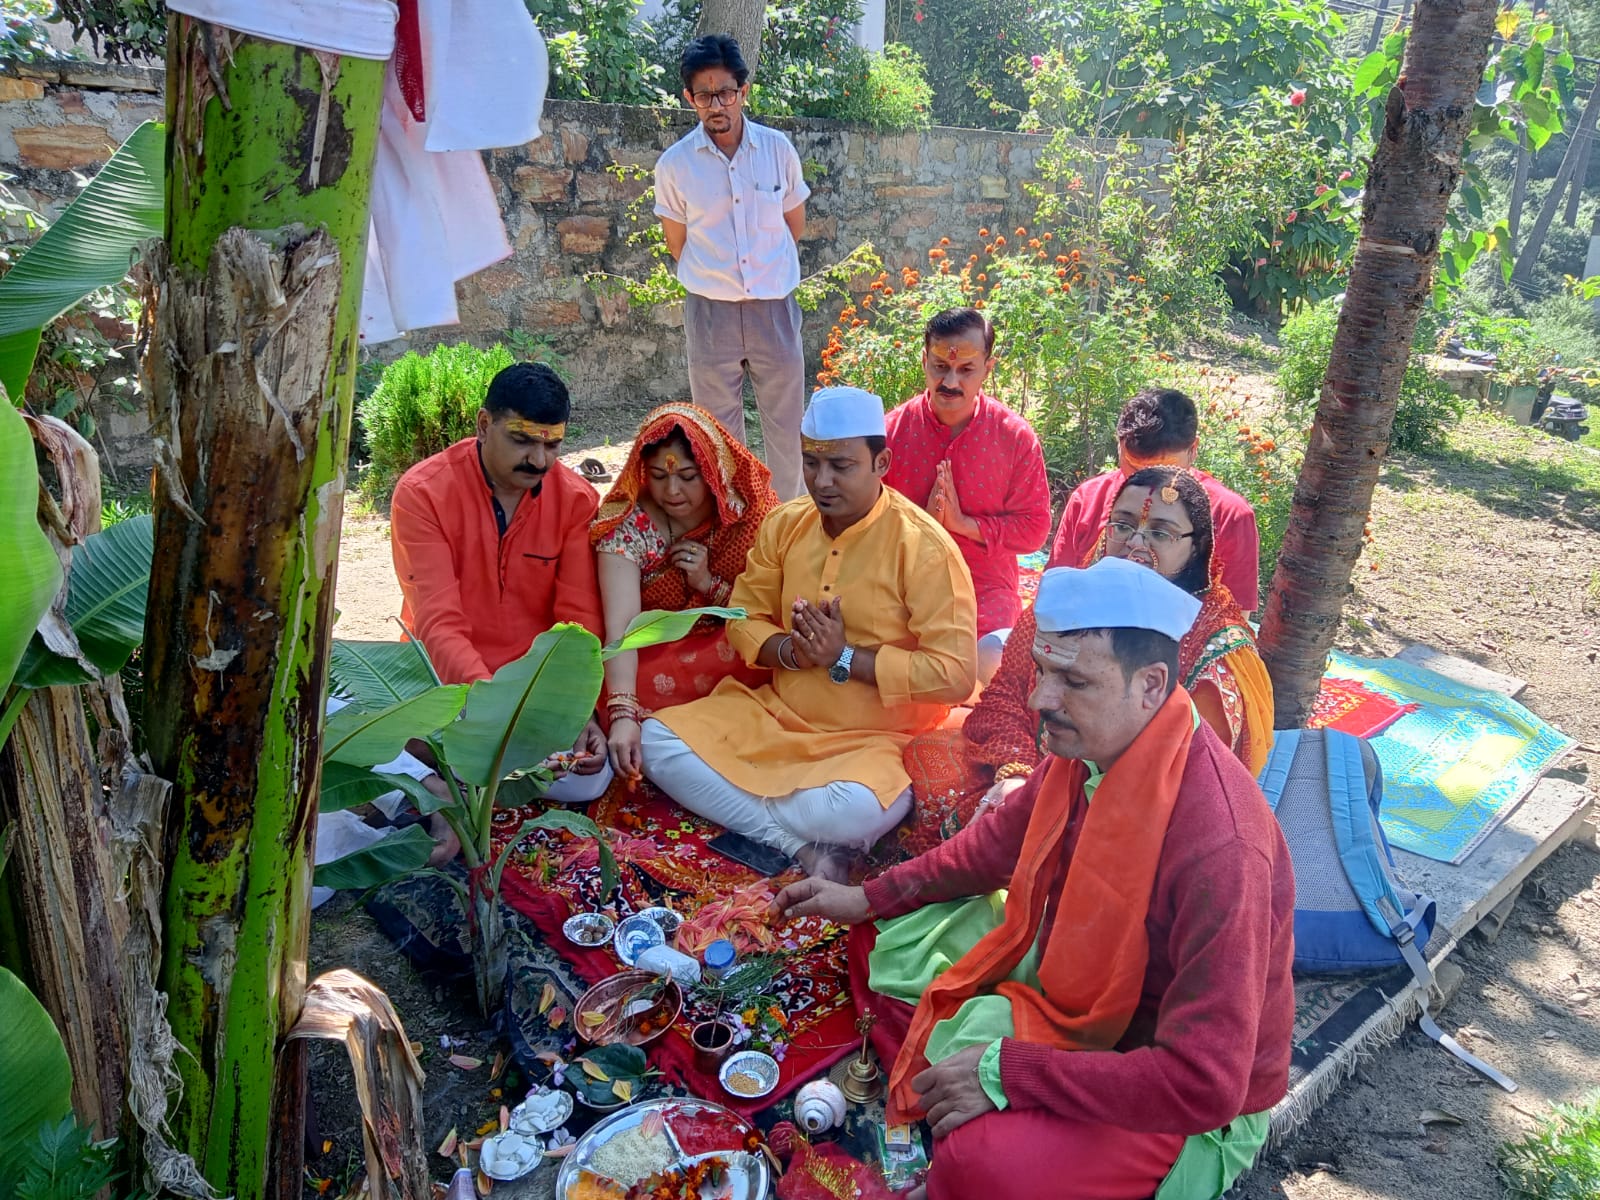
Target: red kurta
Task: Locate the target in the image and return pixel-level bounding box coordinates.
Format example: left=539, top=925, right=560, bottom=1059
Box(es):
left=858, top=721, right=1295, bottom=1198
left=1051, top=467, right=1261, bottom=610
left=884, top=392, right=1052, bottom=636
left=390, top=438, right=604, bottom=684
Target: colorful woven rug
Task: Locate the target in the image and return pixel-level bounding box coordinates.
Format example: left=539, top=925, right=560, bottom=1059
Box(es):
left=1306, top=674, right=1420, bottom=740
left=489, top=781, right=862, bottom=1115
left=1319, top=651, right=1574, bottom=864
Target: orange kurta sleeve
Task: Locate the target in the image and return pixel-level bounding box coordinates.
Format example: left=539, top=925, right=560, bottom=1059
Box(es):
left=391, top=471, right=494, bottom=684
left=961, top=604, right=1044, bottom=777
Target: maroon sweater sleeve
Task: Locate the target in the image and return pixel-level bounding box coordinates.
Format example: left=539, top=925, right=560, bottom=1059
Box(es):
left=997, top=836, right=1281, bottom=1135
left=864, top=769, right=1043, bottom=919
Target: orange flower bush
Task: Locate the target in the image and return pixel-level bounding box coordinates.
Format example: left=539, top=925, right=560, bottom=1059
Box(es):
left=818, top=224, right=1162, bottom=482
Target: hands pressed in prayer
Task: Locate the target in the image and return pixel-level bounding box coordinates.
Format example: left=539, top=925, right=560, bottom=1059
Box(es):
left=912, top=1044, right=996, bottom=1139
left=790, top=596, right=846, bottom=668
left=768, top=877, right=873, bottom=925
left=670, top=538, right=716, bottom=595
left=928, top=460, right=981, bottom=543
left=571, top=719, right=609, bottom=775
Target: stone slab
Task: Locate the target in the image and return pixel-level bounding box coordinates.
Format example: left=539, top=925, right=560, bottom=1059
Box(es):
left=1395, top=642, right=1527, bottom=698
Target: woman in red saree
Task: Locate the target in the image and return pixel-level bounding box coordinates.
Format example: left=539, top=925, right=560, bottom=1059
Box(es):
left=899, top=465, right=1273, bottom=854
left=594, top=403, right=779, bottom=780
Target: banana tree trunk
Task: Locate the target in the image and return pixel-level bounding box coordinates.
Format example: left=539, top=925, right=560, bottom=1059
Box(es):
left=143, top=17, right=383, bottom=1200
left=0, top=688, right=128, bottom=1138
left=1256, top=0, right=1500, bottom=726
left=472, top=888, right=509, bottom=1018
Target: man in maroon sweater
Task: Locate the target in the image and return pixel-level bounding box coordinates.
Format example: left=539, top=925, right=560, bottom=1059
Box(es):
left=774, top=558, right=1295, bottom=1200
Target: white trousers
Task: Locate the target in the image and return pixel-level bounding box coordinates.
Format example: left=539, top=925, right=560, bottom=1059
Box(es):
left=639, top=719, right=911, bottom=856
left=977, top=626, right=1012, bottom=687
left=545, top=759, right=614, bottom=804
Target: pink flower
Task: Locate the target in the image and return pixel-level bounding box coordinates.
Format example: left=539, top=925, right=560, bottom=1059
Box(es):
left=1286, top=210, right=1298, bottom=223
left=1031, top=55, right=1044, bottom=70
left=1338, top=170, right=1352, bottom=181
left=1315, top=184, right=1329, bottom=196
left=1255, top=258, right=1268, bottom=267
left=1288, top=88, right=1306, bottom=106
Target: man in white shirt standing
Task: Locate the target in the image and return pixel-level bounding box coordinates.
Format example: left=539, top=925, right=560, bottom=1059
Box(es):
left=654, top=35, right=811, bottom=500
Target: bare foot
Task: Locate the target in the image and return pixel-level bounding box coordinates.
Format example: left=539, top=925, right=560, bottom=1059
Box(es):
left=425, top=812, right=461, bottom=867
left=795, top=842, right=851, bottom=883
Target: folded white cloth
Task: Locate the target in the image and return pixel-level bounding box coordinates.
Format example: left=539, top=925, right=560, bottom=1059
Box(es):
left=167, top=0, right=399, bottom=59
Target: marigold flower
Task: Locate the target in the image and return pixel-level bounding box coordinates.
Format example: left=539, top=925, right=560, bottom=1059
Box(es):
left=994, top=235, right=1006, bottom=246
left=1070, top=249, right=1081, bottom=261
left=978, top=273, right=987, bottom=281
left=928, top=248, right=947, bottom=259
left=1042, top=231, right=1052, bottom=240
left=1055, top=255, right=1070, bottom=263
left=940, top=236, right=951, bottom=246
left=979, top=227, right=990, bottom=237
left=1028, top=238, right=1041, bottom=249
left=1055, top=268, right=1066, bottom=278
left=974, top=299, right=985, bottom=308
left=1015, top=227, right=1026, bottom=236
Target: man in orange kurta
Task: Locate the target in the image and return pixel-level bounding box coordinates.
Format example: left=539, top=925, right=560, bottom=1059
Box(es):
left=390, top=362, right=611, bottom=801
left=639, top=386, right=978, bottom=879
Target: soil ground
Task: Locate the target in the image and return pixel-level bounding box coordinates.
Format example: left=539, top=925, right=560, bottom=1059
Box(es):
left=309, top=390, right=1600, bottom=1199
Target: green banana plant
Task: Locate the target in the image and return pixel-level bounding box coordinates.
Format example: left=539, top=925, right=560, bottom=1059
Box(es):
left=0, top=402, right=61, bottom=746
left=0, top=120, right=164, bottom=403
left=319, top=608, right=740, bottom=1016
left=0, top=966, right=73, bottom=1177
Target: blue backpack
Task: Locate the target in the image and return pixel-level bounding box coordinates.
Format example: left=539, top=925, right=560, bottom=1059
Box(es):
left=1256, top=728, right=1435, bottom=973
left=1257, top=728, right=1515, bottom=1091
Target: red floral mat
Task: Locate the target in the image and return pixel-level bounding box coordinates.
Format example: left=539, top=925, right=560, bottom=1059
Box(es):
left=1306, top=674, right=1421, bottom=740
left=490, top=782, right=862, bottom=1115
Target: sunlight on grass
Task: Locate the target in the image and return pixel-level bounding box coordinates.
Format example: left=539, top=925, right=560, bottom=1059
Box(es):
left=1499, top=1093, right=1600, bottom=1200
left=1431, top=412, right=1600, bottom=499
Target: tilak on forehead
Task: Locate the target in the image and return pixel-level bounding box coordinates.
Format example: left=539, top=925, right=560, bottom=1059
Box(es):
left=501, top=417, right=566, bottom=441
left=927, top=338, right=987, bottom=363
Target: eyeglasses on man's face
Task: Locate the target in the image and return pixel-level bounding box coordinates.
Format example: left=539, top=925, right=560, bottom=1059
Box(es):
left=1105, top=518, right=1193, bottom=549
left=691, top=87, right=742, bottom=109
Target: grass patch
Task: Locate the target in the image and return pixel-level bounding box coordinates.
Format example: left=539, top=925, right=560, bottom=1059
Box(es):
left=1499, top=1094, right=1600, bottom=1200
left=1431, top=412, right=1600, bottom=499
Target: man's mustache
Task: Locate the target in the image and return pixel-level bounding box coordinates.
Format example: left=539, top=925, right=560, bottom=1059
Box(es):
left=514, top=463, right=549, bottom=476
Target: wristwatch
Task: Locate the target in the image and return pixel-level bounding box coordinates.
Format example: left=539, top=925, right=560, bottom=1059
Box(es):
left=829, top=645, right=855, bottom=684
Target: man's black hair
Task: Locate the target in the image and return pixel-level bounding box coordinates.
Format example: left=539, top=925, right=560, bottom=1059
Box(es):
left=1042, top=626, right=1181, bottom=698
left=1116, top=388, right=1198, bottom=458
left=864, top=434, right=887, bottom=459
left=1120, top=466, right=1214, bottom=596
left=483, top=362, right=570, bottom=425
left=923, top=307, right=996, bottom=356
left=681, top=35, right=749, bottom=90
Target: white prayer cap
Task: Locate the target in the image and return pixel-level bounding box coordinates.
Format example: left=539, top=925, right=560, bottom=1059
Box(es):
left=1034, top=556, right=1202, bottom=643
left=801, top=386, right=886, bottom=447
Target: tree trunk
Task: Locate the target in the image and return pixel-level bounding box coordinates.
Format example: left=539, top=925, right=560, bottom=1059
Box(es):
left=1511, top=75, right=1600, bottom=292
left=1257, top=0, right=1500, bottom=726
left=143, top=17, right=383, bottom=1200
left=1508, top=130, right=1531, bottom=244
left=0, top=688, right=128, bottom=1137
left=696, top=0, right=765, bottom=78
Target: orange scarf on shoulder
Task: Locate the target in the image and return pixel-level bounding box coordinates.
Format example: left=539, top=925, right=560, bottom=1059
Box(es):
left=890, top=687, right=1196, bottom=1117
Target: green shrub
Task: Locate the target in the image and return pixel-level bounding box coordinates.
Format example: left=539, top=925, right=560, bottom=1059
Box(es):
left=523, top=0, right=670, bottom=105
left=1278, top=298, right=1465, bottom=454
left=1499, top=1094, right=1600, bottom=1200
left=356, top=342, right=517, bottom=503
left=835, top=45, right=934, bottom=130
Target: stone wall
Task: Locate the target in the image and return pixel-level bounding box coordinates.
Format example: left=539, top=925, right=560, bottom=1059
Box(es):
left=0, top=62, right=1165, bottom=462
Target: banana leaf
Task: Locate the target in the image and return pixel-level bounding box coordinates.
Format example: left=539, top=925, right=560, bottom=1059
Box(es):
left=0, top=967, right=73, bottom=1164
left=0, top=121, right=165, bottom=402
left=323, top=685, right=468, bottom=768
left=601, top=606, right=744, bottom=658
left=442, top=625, right=603, bottom=788
left=312, top=824, right=436, bottom=891
left=0, top=403, right=62, bottom=712
left=318, top=760, right=449, bottom=816
left=329, top=638, right=441, bottom=709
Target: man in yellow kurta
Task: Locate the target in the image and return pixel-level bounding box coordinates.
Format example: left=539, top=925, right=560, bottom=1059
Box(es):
left=640, top=386, right=978, bottom=879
